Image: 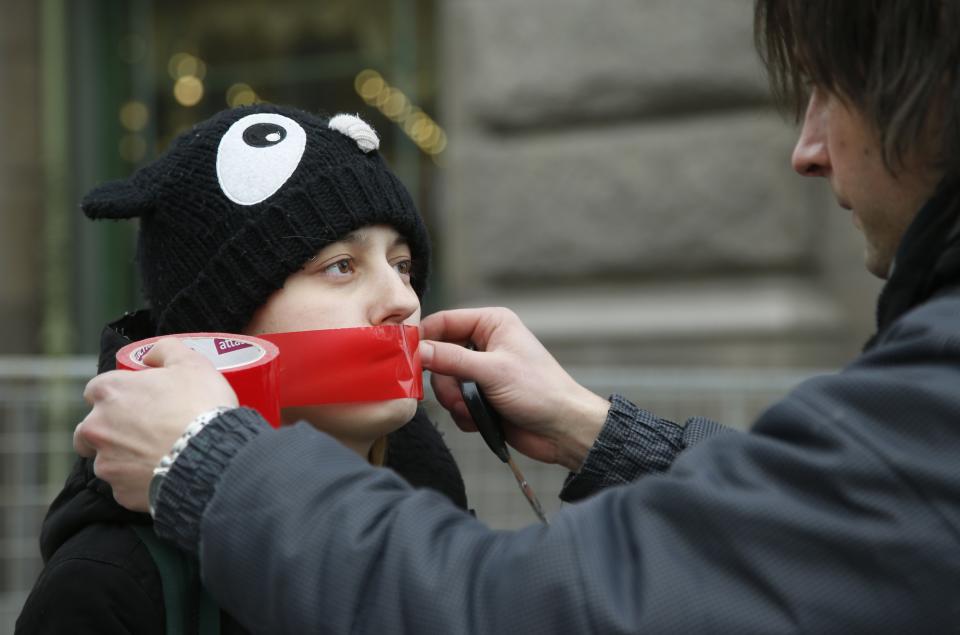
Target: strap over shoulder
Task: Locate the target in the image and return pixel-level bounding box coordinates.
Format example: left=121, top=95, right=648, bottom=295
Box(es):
left=132, top=524, right=220, bottom=635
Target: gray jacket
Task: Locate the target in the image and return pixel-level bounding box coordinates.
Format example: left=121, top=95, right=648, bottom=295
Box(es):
left=157, top=296, right=960, bottom=633
left=155, top=190, right=960, bottom=633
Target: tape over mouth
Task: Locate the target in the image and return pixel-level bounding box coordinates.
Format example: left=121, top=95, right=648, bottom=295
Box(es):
left=116, top=325, right=423, bottom=427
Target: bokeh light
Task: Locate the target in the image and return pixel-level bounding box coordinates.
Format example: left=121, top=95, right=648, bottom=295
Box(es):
left=173, top=76, right=204, bottom=107
left=226, top=82, right=259, bottom=107
left=167, top=52, right=206, bottom=80
left=119, top=100, right=149, bottom=132
left=353, top=69, right=447, bottom=156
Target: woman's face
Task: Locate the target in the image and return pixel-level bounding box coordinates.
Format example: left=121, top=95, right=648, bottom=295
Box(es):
left=244, top=224, right=421, bottom=448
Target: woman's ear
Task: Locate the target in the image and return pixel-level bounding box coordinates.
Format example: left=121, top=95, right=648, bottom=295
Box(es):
left=81, top=177, right=154, bottom=220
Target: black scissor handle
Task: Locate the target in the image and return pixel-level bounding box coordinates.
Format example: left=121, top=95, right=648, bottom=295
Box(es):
left=458, top=345, right=510, bottom=463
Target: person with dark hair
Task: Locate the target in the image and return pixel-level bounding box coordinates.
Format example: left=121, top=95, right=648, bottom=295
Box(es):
left=72, top=2, right=960, bottom=632
left=17, top=106, right=467, bottom=634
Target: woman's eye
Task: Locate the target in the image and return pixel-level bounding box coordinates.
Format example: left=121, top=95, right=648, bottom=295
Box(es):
left=394, top=260, right=412, bottom=276
left=323, top=259, right=354, bottom=276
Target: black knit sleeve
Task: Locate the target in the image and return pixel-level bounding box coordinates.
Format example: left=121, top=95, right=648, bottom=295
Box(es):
left=560, top=395, right=737, bottom=502
left=153, top=407, right=267, bottom=556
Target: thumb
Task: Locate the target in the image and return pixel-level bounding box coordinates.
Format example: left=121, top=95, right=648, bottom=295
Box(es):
left=142, top=337, right=213, bottom=370
left=420, top=340, right=490, bottom=382
left=73, top=420, right=97, bottom=458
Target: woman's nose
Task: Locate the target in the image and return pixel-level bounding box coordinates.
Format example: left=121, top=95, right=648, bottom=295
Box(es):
left=791, top=92, right=830, bottom=177
left=368, top=265, right=419, bottom=325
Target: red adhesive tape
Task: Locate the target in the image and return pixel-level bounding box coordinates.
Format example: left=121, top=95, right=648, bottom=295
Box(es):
left=116, top=333, right=281, bottom=427
left=259, top=324, right=422, bottom=406
left=115, top=325, right=421, bottom=429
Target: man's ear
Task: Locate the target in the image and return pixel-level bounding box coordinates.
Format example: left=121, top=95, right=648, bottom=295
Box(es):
left=81, top=178, right=154, bottom=220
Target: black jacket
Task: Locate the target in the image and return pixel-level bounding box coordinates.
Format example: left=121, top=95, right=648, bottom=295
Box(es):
left=16, top=312, right=468, bottom=634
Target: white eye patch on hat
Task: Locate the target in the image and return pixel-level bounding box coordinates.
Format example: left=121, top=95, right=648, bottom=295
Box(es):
left=217, top=113, right=307, bottom=206
left=217, top=112, right=381, bottom=207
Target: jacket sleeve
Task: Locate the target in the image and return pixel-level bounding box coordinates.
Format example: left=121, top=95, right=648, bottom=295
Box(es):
left=560, top=394, right=736, bottom=501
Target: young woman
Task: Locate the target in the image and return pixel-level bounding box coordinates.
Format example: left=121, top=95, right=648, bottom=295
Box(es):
left=17, top=105, right=467, bottom=634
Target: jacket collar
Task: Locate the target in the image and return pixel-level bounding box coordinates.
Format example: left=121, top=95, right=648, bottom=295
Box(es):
left=869, top=180, right=960, bottom=348
left=98, top=310, right=157, bottom=373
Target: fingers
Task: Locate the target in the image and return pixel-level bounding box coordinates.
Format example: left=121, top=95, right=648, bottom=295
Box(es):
left=73, top=419, right=97, bottom=458
left=142, top=337, right=212, bottom=369
left=419, top=340, right=491, bottom=383
left=420, top=309, right=483, bottom=343
left=430, top=372, right=463, bottom=407
left=449, top=402, right=477, bottom=433
left=78, top=375, right=117, bottom=456
left=429, top=373, right=477, bottom=432
left=83, top=375, right=104, bottom=406
left=420, top=307, right=517, bottom=349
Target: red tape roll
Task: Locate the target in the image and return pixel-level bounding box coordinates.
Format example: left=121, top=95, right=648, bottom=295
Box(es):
left=116, top=333, right=281, bottom=427
left=115, top=325, right=422, bottom=428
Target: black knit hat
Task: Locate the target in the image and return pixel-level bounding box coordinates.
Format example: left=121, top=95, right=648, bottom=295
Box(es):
left=82, top=104, right=429, bottom=335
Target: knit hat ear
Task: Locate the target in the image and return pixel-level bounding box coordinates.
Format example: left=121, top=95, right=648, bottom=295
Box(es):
left=81, top=177, right=154, bottom=220
left=328, top=113, right=379, bottom=153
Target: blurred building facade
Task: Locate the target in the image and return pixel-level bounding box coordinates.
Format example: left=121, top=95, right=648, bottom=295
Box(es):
left=437, top=0, right=882, bottom=370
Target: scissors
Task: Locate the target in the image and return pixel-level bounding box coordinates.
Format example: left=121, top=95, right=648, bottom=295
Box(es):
left=459, top=346, right=549, bottom=525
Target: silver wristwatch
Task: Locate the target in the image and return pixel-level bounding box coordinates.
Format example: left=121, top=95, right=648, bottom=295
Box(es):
left=148, top=406, right=232, bottom=518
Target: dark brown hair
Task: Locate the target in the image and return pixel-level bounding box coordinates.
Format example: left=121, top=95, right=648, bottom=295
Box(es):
left=754, top=0, right=960, bottom=177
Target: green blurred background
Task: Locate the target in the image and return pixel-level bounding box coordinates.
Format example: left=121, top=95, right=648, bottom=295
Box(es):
left=3, top=0, right=444, bottom=357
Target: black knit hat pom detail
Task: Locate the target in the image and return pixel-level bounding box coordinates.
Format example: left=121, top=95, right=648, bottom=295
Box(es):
left=81, top=178, right=153, bottom=220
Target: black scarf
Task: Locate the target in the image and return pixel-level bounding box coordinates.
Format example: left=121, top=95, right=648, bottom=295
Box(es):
left=867, top=180, right=960, bottom=349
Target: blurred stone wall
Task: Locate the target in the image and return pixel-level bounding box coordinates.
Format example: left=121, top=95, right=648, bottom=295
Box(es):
left=0, top=0, right=42, bottom=354
left=437, top=0, right=882, bottom=370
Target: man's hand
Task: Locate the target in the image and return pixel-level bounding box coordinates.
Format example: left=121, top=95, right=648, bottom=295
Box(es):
left=420, top=308, right=610, bottom=471
left=74, top=338, right=239, bottom=511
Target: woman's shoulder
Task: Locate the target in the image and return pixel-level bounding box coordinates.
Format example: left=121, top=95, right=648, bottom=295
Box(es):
left=16, top=523, right=165, bottom=634
left=386, top=408, right=468, bottom=509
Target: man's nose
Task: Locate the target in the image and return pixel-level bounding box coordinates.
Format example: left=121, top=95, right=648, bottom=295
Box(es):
left=369, top=266, right=419, bottom=326
left=791, top=93, right=830, bottom=177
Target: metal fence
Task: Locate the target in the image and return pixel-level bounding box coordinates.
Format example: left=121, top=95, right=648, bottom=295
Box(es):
left=0, top=356, right=827, bottom=633
left=0, top=357, right=96, bottom=634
